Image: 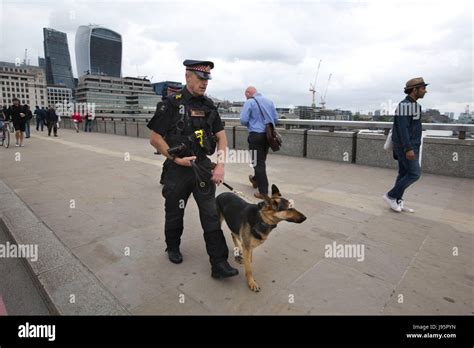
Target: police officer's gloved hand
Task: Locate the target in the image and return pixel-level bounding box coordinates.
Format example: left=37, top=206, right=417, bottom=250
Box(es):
left=174, top=156, right=196, bottom=167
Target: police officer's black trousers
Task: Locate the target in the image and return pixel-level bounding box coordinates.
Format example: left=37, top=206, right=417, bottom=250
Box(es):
left=161, top=160, right=229, bottom=265
left=248, top=132, right=270, bottom=195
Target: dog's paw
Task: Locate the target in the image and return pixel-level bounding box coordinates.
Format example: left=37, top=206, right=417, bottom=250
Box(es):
left=248, top=279, right=261, bottom=292
left=234, top=255, right=243, bottom=264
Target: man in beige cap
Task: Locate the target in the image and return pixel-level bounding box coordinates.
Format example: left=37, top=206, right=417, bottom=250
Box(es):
left=383, top=77, right=428, bottom=213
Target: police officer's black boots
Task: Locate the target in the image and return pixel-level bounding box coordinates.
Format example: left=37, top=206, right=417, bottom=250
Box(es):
left=211, top=260, right=239, bottom=279
left=166, top=247, right=183, bottom=264
left=204, top=231, right=238, bottom=278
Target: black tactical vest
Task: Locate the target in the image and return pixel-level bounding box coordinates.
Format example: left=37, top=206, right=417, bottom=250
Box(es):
left=165, top=93, right=218, bottom=159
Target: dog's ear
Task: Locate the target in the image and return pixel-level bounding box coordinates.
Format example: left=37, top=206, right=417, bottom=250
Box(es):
left=262, top=194, right=273, bottom=205
left=262, top=194, right=279, bottom=210
left=271, top=184, right=281, bottom=197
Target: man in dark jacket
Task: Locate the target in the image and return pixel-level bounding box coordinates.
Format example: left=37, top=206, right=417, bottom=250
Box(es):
left=24, top=104, right=33, bottom=138
left=45, top=106, right=58, bottom=137
left=383, top=77, right=428, bottom=213
left=34, top=106, right=46, bottom=131
left=7, top=98, right=26, bottom=147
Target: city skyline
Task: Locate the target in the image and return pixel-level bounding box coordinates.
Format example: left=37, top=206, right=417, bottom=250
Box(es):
left=0, top=0, right=472, bottom=114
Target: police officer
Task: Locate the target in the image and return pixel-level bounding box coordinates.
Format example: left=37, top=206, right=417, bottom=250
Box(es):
left=149, top=59, right=238, bottom=279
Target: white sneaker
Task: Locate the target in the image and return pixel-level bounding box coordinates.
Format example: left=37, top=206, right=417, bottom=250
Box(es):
left=398, top=199, right=415, bottom=213
left=15, top=143, right=19, bottom=147
left=383, top=194, right=401, bottom=212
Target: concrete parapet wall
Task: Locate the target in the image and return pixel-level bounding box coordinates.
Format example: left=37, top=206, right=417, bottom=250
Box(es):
left=224, top=126, right=234, bottom=149
left=114, top=121, right=126, bottom=136
left=126, top=122, right=138, bottom=137
left=57, top=118, right=474, bottom=178
left=422, top=137, right=474, bottom=178
left=234, top=126, right=249, bottom=150
left=276, top=129, right=306, bottom=157
left=355, top=133, right=398, bottom=169
left=138, top=122, right=151, bottom=139
left=307, top=130, right=355, bottom=163
left=105, top=120, right=115, bottom=135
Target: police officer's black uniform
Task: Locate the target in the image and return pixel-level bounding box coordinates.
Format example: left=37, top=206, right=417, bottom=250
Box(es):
left=148, top=60, right=238, bottom=279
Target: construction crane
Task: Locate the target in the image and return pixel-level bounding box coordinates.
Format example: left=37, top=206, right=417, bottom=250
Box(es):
left=309, top=59, right=322, bottom=109
left=320, top=73, right=332, bottom=110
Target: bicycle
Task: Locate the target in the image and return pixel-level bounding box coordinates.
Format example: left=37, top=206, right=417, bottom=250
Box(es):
left=1, top=121, right=10, bottom=148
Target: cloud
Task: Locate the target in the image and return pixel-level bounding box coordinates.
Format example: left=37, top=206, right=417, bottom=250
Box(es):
left=0, top=0, right=472, bottom=114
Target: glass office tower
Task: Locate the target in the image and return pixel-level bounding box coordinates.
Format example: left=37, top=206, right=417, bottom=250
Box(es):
left=43, top=28, right=75, bottom=89
left=75, top=25, right=122, bottom=78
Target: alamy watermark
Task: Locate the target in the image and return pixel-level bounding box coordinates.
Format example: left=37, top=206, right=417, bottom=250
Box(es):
left=216, top=147, right=257, bottom=167
left=0, top=242, right=38, bottom=262
left=54, top=100, right=96, bottom=118
left=380, top=99, right=422, bottom=119
left=324, top=241, right=365, bottom=262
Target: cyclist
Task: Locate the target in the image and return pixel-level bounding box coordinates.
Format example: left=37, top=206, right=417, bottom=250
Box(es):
left=0, top=105, right=10, bottom=143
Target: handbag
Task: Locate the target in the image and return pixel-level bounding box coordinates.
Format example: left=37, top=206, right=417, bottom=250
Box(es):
left=383, top=129, right=393, bottom=152
left=251, top=97, right=282, bottom=152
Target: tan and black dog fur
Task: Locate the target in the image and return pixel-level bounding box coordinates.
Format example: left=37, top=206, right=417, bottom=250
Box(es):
left=216, top=184, right=306, bottom=292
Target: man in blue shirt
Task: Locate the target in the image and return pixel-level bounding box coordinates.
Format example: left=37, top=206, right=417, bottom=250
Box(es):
left=240, top=87, right=278, bottom=198
left=383, top=77, right=427, bottom=213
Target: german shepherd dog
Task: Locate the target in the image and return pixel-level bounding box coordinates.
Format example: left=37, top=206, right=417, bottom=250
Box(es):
left=216, top=184, right=306, bottom=292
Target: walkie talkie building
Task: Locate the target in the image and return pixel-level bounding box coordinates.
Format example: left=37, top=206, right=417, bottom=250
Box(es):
left=75, top=25, right=122, bottom=78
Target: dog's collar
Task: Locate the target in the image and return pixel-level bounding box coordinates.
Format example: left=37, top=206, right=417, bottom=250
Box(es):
left=258, top=221, right=277, bottom=230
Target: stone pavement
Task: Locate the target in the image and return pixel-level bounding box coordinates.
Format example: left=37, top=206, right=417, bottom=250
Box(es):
left=0, top=128, right=472, bottom=315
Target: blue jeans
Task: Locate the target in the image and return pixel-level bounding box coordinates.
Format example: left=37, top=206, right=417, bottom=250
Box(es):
left=84, top=119, right=92, bottom=132
left=25, top=122, right=30, bottom=137
left=387, top=146, right=421, bottom=200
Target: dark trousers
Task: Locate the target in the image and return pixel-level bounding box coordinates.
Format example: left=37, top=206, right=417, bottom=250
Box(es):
left=25, top=122, right=30, bottom=137
left=160, top=159, right=171, bottom=184
left=387, top=146, right=421, bottom=200
left=248, top=132, right=270, bottom=195
left=47, top=122, right=57, bottom=136
left=36, top=118, right=44, bottom=131
left=161, top=159, right=229, bottom=265
left=84, top=119, right=92, bottom=132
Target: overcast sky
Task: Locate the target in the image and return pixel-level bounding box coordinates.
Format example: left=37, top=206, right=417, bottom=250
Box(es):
left=0, top=0, right=472, bottom=114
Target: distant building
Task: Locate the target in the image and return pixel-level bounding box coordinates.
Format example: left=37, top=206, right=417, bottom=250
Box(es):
left=295, top=105, right=316, bottom=119
left=374, top=109, right=381, bottom=116
left=76, top=25, right=122, bottom=78
left=444, top=112, right=455, bottom=119
left=151, top=81, right=183, bottom=96
left=0, top=61, right=46, bottom=107
left=229, top=101, right=245, bottom=113
left=458, top=112, right=473, bottom=124
left=276, top=107, right=294, bottom=115
left=75, top=75, right=161, bottom=114
left=43, top=28, right=75, bottom=90
left=38, top=57, right=45, bottom=70
left=47, top=85, right=72, bottom=112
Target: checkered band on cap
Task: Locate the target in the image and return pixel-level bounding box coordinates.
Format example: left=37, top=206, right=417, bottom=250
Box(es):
left=186, top=65, right=211, bottom=73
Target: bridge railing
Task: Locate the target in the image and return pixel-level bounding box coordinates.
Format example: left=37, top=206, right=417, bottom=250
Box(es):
left=221, top=117, right=474, bottom=140
left=59, top=116, right=474, bottom=178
